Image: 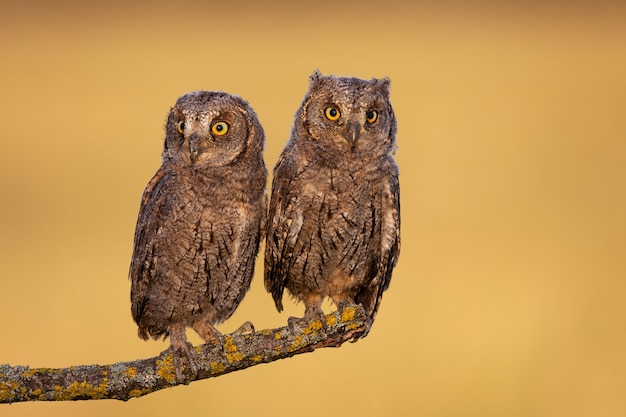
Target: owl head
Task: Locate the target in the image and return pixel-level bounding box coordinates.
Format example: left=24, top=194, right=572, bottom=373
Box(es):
left=163, top=91, right=264, bottom=167
left=294, top=70, right=397, bottom=162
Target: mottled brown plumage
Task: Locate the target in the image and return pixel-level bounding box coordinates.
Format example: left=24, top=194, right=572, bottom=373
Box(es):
left=264, top=71, right=400, bottom=335
left=130, top=91, right=266, bottom=379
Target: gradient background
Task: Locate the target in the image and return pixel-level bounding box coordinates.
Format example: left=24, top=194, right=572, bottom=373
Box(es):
left=1, top=1, right=625, bottom=416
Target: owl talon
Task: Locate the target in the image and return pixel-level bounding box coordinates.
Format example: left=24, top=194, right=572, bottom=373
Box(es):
left=232, top=320, right=255, bottom=335
left=166, top=323, right=200, bottom=383
left=215, top=332, right=226, bottom=347
left=286, top=306, right=328, bottom=333
left=310, top=311, right=328, bottom=332
left=192, top=318, right=225, bottom=345
left=166, top=341, right=199, bottom=384
left=349, top=317, right=373, bottom=343
left=287, top=316, right=300, bottom=333
left=335, top=299, right=353, bottom=313
left=304, top=305, right=326, bottom=324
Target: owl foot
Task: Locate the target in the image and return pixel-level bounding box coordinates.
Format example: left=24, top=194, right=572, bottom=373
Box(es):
left=335, top=299, right=354, bottom=313
left=304, top=305, right=327, bottom=323
left=170, top=341, right=199, bottom=383
left=287, top=306, right=327, bottom=333
left=192, top=317, right=225, bottom=344
left=167, top=324, right=199, bottom=383
left=337, top=301, right=372, bottom=342
left=232, top=320, right=255, bottom=335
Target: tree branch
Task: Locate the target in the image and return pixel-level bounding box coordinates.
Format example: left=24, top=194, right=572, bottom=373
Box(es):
left=0, top=306, right=370, bottom=403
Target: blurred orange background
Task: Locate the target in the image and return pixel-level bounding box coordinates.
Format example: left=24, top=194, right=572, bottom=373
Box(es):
left=1, top=1, right=625, bottom=416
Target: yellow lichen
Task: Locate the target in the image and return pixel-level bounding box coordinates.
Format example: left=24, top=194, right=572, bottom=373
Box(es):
left=0, top=380, right=18, bottom=391
left=155, top=355, right=177, bottom=384
left=325, top=314, right=338, bottom=327
left=274, top=332, right=282, bottom=340
left=123, top=366, right=137, bottom=379
left=346, top=323, right=361, bottom=330
left=20, top=368, right=38, bottom=378
left=53, top=378, right=109, bottom=400
left=0, top=379, right=19, bottom=402
left=129, top=389, right=144, bottom=398
left=303, top=319, right=323, bottom=334
left=223, top=336, right=244, bottom=363
left=341, top=306, right=356, bottom=322
left=209, top=361, right=226, bottom=374
left=288, top=335, right=304, bottom=352
left=225, top=351, right=244, bottom=363
left=250, top=355, right=263, bottom=362
left=223, top=336, right=238, bottom=353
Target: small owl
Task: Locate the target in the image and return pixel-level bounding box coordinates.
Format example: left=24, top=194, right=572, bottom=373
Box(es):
left=264, top=70, right=400, bottom=335
left=130, top=91, right=266, bottom=379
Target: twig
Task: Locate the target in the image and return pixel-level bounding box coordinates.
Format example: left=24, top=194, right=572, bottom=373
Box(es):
left=0, top=306, right=370, bottom=403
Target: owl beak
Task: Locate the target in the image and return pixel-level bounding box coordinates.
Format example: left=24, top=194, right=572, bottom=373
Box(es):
left=342, top=121, right=361, bottom=151
left=188, top=133, right=203, bottom=163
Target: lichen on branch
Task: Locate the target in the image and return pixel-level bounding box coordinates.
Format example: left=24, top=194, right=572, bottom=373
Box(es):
left=0, top=306, right=371, bottom=403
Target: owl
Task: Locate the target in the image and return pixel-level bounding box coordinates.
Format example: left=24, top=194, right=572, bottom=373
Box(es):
left=264, top=70, right=400, bottom=336
left=130, top=91, right=267, bottom=380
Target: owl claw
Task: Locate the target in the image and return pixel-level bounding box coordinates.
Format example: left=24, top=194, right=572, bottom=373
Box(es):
left=348, top=319, right=372, bottom=343
left=304, top=305, right=326, bottom=321
left=167, top=324, right=200, bottom=383
left=192, top=319, right=225, bottom=345
left=343, top=303, right=373, bottom=343
left=336, top=300, right=352, bottom=313
left=232, top=320, right=255, bottom=335
left=287, top=316, right=300, bottom=333
left=164, top=341, right=198, bottom=384
left=287, top=306, right=327, bottom=333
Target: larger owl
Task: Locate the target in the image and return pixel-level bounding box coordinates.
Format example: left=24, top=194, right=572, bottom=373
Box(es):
left=130, top=91, right=266, bottom=379
left=264, top=70, right=400, bottom=335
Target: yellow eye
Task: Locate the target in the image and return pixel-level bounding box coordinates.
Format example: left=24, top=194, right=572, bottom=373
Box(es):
left=176, top=121, right=185, bottom=134
left=324, top=107, right=340, bottom=121
left=211, top=121, right=229, bottom=136
left=366, top=110, right=378, bottom=124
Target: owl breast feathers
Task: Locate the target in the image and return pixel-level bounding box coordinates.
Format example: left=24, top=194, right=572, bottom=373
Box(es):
left=264, top=70, right=400, bottom=333
left=129, top=91, right=266, bottom=379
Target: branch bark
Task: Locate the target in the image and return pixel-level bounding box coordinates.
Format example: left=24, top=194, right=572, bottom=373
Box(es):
left=0, top=306, right=370, bottom=403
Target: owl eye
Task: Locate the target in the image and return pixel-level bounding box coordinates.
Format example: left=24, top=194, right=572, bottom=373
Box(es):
left=324, top=107, right=341, bottom=121
left=211, top=121, right=229, bottom=136
left=176, top=121, right=185, bottom=134
left=366, top=110, right=378, bottom=124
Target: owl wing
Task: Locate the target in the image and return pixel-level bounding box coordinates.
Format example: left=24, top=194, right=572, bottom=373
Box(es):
left=264, top=151, right=303, bottom=312
left=356, top=162, right=400, bottom=321
left=129, top=164, right=168, bottom=329
left=207, top=208, right=263, bottom=320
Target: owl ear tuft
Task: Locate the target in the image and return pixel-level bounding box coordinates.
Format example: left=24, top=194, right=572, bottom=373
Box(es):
left=309, top=69, right=323, bottom=86
left=374, top=77, right=391, bottom=96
